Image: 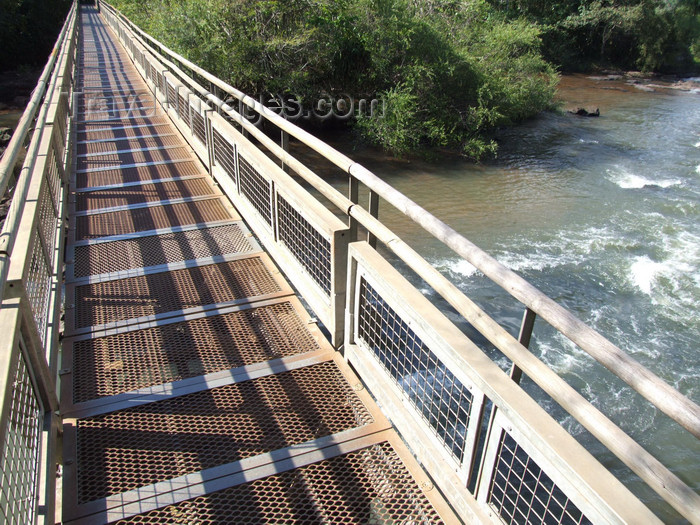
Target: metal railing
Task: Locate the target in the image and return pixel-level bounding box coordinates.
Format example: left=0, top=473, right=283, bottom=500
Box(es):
left=99, top=2, right=700, bottom=522
left=0, top=2, right=78, bottom=524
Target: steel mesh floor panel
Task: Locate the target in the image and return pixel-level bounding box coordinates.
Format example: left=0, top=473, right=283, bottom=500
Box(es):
left=71, top=301, right=321, bottom=403
left=77, top=135, right=181, bottom=156
left=75, top=361, right=374, bottom=503
left=73, top=223, right=254, bottom=278
left=77, top=79, right=144, bottom=92
left=76, top=161, right=204, bottom=189
left=110, top=441, right=442, bottom=524
left=76, top=98, right=154, bottom=116
left=75, top=178, right=214, bottom=212
left=76, top=147, right=192, bottom=170
left=75, top=199, right=231, bottom=240
left=79, top=116, right=171, bottom=131
left=77, top=121, right=173, bottom=139
left=73, top=257, right=283, bottom=328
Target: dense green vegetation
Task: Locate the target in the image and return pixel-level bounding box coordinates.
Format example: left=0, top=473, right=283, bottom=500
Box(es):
left=0, top=0, right=72, bottom=72
left=110, top=0, right=700, bottom=158
left=496, top=0, right=700, bottom=73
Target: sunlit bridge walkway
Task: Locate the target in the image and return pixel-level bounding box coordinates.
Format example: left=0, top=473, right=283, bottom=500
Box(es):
left=60, top=7, right=455, bottom=523
left=1, top=1, right=697, bottom=523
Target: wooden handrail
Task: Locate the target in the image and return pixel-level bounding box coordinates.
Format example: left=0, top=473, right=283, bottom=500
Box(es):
left=103, top=0, right=699, bottom=439
left=100, top=3, right=700, bottom=519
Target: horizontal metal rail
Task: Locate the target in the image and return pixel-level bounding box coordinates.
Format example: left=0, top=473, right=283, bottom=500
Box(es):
left=203, top=94, right=700, bottom=521
left=0, top=5, right=77, bottom=302
left=100, top=0, right=699, bottom=442
left=100, top=3, right=700, bottom=522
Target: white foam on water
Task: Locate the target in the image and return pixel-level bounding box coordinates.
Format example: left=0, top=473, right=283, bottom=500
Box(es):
left=494, top=225, right=626, bottom=274
left=630, top=256, right=664, bottom=295
left=694, top=142, right=700, bottom=148
left=625, top=229, right=700, bottom=334
left=696, top=164, right=700, bottom=174
left=608, top=166, right=681, bottom=189
left=431, top=257, right=477, bottom=279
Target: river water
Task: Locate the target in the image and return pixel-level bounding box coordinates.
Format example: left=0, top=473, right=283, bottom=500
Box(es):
left=306, top=74, right=700, bottom=521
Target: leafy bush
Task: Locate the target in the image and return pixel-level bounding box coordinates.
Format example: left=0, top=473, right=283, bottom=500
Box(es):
left=110, top=0, right=559, bottom=158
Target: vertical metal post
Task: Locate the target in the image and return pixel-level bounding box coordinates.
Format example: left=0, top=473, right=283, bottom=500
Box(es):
left=280, top=130, right=289, bottom=172
left=510, top=307, right=536, bottom=384
left=348, top=176, right=359, bottom=242
left=368, top=190, right=379, bottom=249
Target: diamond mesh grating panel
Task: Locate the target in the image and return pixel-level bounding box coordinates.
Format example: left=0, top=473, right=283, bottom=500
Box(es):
left=77, top=122, right=173, bottom=142
left=75, top=199, right=231, bottom=240
left=357, top=278, right=472, bottom=463
left=80, top=117, right=170, bottom=130
left=76, top=95, right=153, bottom=115
left=76, top=147, right=192, bottom=171
left=192, top=110, right=206, bottom=146
left=77, top=136, right=181, bottom=156
left=74, top=257, right=283, bottom=328
left=488, top=431, right=591, bottom=525
left=76, top=160, right=203, bottom=189
left=75, top=178, right=213, bottom=212
left=72, top=301, right=320, bottom=403
left=0, top=350, right=42, bottom=524
left=277, top=194, right=332, bottom=296
left=238, top=154, right=272, bottom=225
left=111, top=441, right=442, bottom=524
left=73, top=223, right=253, bottom=278
left=78, top=82, right=143, bottom=96
left=213, top=128, right=235, bottom=179
left=76, top=361, right=373, bottom=503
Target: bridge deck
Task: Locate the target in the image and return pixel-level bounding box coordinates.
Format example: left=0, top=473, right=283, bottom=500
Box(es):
left=60, top=7, right=453, bottom=524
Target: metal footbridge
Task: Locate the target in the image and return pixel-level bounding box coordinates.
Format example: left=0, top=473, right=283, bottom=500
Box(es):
left=0, top=2, right=698, bottom=524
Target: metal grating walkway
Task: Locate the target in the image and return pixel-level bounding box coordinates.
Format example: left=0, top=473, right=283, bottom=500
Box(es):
left=60, top=7, right=456, bottom=524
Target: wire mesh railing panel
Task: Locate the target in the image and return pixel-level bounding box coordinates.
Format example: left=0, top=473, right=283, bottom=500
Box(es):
left=356, top=277, right=473, bottom=464
left=166, top=82, right=176, bottom=111
left=110, top=441, right=442, bottom=525
left=149, top=63, right=158, bottom=87
left=0, top=348, right=43, bottom=524
left=26, top=234, right=52, bottom=345
left=488, top=431, right=591, bottom=525
left=46, top=145, right=62, bottom=212
left=36, top=184, right=58, bottom=274
left=192, top=109, right=206, bottom=147
left=238, top=154, right=272, bottom=226
left=177, top=93, right=188, bottom=124
left=276, top=193, right=332, bottom=297
left=212, top=128, right=236, bottom=180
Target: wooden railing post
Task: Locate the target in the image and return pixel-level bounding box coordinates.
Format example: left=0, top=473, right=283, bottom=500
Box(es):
left=510, top=307, right=537, bottom=384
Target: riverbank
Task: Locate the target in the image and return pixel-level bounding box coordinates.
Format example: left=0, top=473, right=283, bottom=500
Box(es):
left=583, top=71, right=700, bottom=93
